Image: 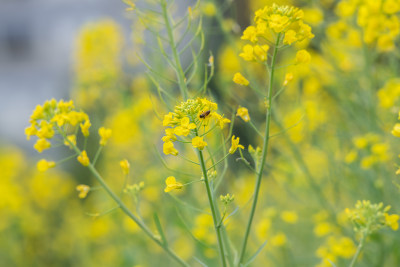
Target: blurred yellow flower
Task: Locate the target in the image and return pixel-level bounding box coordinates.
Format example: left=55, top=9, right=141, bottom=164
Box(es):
left=233, top=72, right=249, bottom=86
left=77, top=150, right=90, bottom=166
left=120, top=159, right=130, bottom=175
left=34, top=138, right=51, bottom=153
left=236, top=107, right=250, bottom=122
left=99, top=127, right=112, bottom=146
left=385, top=213, right=400, bottom=230
left=163, top=141, right=178, bottom=156
left=281, top=210, right=298, bottom=224
left=295, top=49, right=311, bottom=64
left=164, top=176, right=183, bottom=192
left=37, top=159, right=56, bottom=172
left=76, top=184, right=90, bottom=198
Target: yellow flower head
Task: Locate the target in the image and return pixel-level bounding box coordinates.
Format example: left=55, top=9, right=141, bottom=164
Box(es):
left=192, top=136, right=208, bottom=150
left=163, top=141, right=179, bottom=156
left=64, top=135, right=77, bottom=149
left=295, top=49, right=311, bottom=64
left=283, top=72, right=294, bottom=86
left=76, top=184, right=90, bottom=198
left=392, top=123, right=400, bottom=137
left=80, top=120, right=91, bottom=137
left=77, top=150, right=90, bottom=166
left=233, top=72, right=250, bottom=86
left=37, top=159, right=56, bottom=172
left=385, top=213, right=400, bottom=230
left=236, top=106, right=250, bottom=122
left=164, top=176, right=183, bottom=192
left=34, top=138, right=51, bottom=153
left=26, top=99, right=90, bottom=153
left=99, top=127, right=112, bottom=146
left=229, top=135, right=244, bottom=154
left=120, top=159, right=130, bottom=175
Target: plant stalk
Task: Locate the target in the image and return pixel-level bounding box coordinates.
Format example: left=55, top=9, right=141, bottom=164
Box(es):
left=237, top=33, right=281, bottom=266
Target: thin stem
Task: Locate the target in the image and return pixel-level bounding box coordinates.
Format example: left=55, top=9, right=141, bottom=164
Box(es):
left=58, top=128, right=189, bottom=267
left=161, top=0, right=189, bottom=100
left=198, top=149, right=227, bottom=267
left=349, top=231, right=368, bottom=267
left=237, top=33, right=282, bottom=266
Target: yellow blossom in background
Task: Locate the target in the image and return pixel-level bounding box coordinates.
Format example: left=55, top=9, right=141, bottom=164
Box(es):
left=120, top=159, right=130, bottom=175
left=236, top=106, right=250, bottom=122
left=229, top=135, right=244, bottom=154
left=37, top=159, right=56, bottom=172
left=99, top=127, right=112, bottom=146
left=76, top=184, right=90, bottom=198
left=202, top=2, right=216, bottom=17
left=392, top=123, right=400, bottom=137
left=233, top=72, right=249, bottom=86
left=164, top=176, right=183, bottom=192
left=271, top=232, right=287, bottom=247
left=283, top=72, right=294, bottom=86
left=281, top=210, right=298, bottom=224
left=192, top=136, right=207, bottom=150
left=77, top=150, right=90, bottom=166
left=295, top=49, right=311, bottom=64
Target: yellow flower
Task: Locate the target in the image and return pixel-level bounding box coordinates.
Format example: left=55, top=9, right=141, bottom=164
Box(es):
left=164, top=176, right=183, bottom=192
left=236, top=106, right=250, bottom=122
left=30, top=104, right=45, bottom=121
left=295, top=49, right=311, bottom=64
left=80, top=120, right=91, bottom=137
left=64, top=135, right=77, bottom=149
left=281, top=210, right=298, bottom=224
left=283, top=29, right=297, bottom=45
left=241, top=26, right=258, bottom=43
left=163, top=112, right=175, bottom=126
left=385, top=213, right=400, bottom=230
left=271, top=232, right=287, bottom=247
left=34, top=138, right=51, bottom=153
left=99, top=127, right=112, bottom=146
left=174, top=117, right=196, bottom=136
left=192, top=136, right=207, bottom=150
left=253, top=45, right=269, bottom=61
left=283, top=72, right=294, bottom=86
left=25, top=124, right=37, bottom=140
left=392, top=123, right=400, bottom=137
left=239, top=44, right=255, bottom=61
left=202, top=2, right=216, bottom=17
left=162, top=128, right=177, bottom=142
left=268, top=14, right=290, bottom=33
left=37, top=159, right=56, bottom=172
left=163, top=141, right=178, bottom=156
left=76, top=184, right=90, bottom=198
left=77, top=150, right=90, bottom=166
left=233, top=72, right=249, bottom=86
left=229, top=135, right=244, bottom=154
left=120, top=159, right=130, bottom=175
left=36, top=121, right=55, bottom=139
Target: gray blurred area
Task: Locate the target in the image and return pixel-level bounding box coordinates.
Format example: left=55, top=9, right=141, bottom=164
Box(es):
left=0, top=0, right=128, bottom=148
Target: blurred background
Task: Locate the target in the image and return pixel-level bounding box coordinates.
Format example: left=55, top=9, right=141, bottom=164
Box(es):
left=0, top=0, right=128, bottom=147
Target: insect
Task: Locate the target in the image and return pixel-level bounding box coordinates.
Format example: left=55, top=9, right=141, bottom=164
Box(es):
left=199, top=110, right=211, bottom=119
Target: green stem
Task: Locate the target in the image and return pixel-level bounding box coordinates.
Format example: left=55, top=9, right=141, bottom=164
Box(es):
left=58, top=129, right=189, bottom=267
left=197, top=142, right=227, bottom=267
left=237, top=34, right=281, bottom=266
left=161, top=0, right=189, bottom=100
left=349, top=231, right=368, bottom=267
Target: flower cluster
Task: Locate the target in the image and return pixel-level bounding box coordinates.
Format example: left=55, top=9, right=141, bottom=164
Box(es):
left=336, top=0, right=400, bottom=52
left=161, top=98, right=230, bottom=155
left=346, top=200, right=399, bottom=234
left=239, top=4, right=314, bottom=62
left=26, top=99, right=112, bottom=169
left=25, top=99, right=90, bottom=153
